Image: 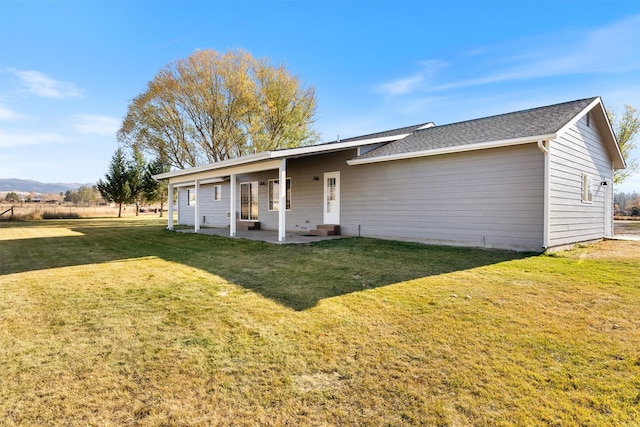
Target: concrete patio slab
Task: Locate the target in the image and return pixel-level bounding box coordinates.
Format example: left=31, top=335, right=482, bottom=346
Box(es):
left=175, top=227, right=346, bottom=244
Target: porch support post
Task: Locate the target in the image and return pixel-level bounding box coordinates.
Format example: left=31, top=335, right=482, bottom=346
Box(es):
left=194, top=179, right=200, bottom=233
left=167, top=183, right=174, bottom=230
left=278, top=159, right=286, bottom=242
left=230, top=173, right=237, bottom=237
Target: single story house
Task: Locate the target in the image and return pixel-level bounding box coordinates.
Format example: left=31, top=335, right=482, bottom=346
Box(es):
left=156, top=97, right=625, bottom=252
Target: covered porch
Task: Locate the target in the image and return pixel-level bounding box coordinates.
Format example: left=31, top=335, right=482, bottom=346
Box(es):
left=154, top=139, right=366, bottom=243
left=160, top=152, right=342, bottom=243
left=165, top=156, right=291, bottom=241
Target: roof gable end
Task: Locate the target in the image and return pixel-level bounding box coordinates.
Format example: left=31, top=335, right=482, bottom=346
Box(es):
left=350, top=97, right=609, bottom=164
left=555, top=97, right=625, bottom=169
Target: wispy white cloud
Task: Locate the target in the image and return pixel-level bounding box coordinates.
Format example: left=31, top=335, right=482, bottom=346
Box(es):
left=0, top=105, right=29, bottom=121
left=442, top=15, right=640, bottom=90
left=0, top=130, right=67, bottom=148
left=380, top=14, right=640, bottom=95
left=378, top=73, right=425, bottom=96
left=10, top=69, right=83, bottom=98
left=72, top=114, right=120, bottom=136
left=0, top=113, right=119, bottom=149
left=377, top=60, right=447, bottom=95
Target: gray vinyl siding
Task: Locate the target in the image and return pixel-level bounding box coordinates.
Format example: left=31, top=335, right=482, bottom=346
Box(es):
left=548, top=114, right=614, bottom=247
left=340, top=144, right=545, bottom=251
left=176, top=145, right=545, bottom=250
left=233, top=153, right=347, bottom=232
left=177, top=187, right=190, bottom=225
left=165, top=99, right=620, bottom=251
left=177, top=184, right=229, bottom=227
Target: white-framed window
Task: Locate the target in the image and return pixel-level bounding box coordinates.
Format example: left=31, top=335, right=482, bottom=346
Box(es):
left=213, top=185, right=222, bottom=201
left=187, top=189, right=196, bottom=206
left=268, top=178, right=291, bottom=211
left=582, top=173, right=593, bottom=203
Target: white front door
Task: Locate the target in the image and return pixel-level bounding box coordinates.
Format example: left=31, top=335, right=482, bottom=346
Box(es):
left=323, top=171, right=340, bottom=224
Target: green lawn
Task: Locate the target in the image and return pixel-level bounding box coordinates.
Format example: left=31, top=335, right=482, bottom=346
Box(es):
left=1, top=218, right=639, bottom=426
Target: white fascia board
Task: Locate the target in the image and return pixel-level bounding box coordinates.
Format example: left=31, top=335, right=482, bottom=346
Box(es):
left=416, top=122, right=435, bottom=130
left=556, top=97, right=625, bottom=170
left=346, top=134, right=558, bottom=165
left=172, top=181, right=197, bottom=188
left=171, top=177, right=225, bottom=188
left=200, top=177, right=227, bottom=185
left=165, top=159, right=283, bottom=185
left=270, top=134, right=411, bottom=159
left=557, top=97, right=602, bottom=134
left=154, top=134, right=409, bottom=180
left=154, top=151, right=273, bottom=180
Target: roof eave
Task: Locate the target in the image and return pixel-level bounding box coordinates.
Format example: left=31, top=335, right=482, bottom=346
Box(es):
left=270, top=133, right=411, bottom=159
left=154, top=133, right=411, bottom=180
left=556, top=97, right=625, bottom=170
left=347, top=133, right=558, bottom=166
left=154, top=151, right=273, bottom=180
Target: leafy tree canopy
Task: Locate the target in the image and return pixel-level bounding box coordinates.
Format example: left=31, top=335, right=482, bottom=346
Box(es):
left=608, top=105, right=639, bottom=184
left=118, top=49, right=319, bottom=169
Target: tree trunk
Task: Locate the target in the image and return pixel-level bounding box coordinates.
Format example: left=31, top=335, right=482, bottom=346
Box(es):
left=118, top=202, right=123, bottom=218
left=159, top=200, right=164, bottom=217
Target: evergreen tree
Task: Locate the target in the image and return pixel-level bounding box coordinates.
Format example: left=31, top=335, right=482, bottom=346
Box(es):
left=97, top=148, right=132, bottom=218
left=128, top=147, right=147, bottom=216
left=144, top=157, right=172, bottom=217
left=4, top=192, right=20, bottom=203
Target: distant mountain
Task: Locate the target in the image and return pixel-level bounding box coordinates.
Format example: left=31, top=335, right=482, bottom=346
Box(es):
left=0, top=178, right=94, bottom=195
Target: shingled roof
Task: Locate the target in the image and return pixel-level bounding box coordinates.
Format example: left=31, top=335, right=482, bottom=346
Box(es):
left=157, top=96, right=623, bottom=182
left=337, top=122, right=434, bottom=143
left=356, top=97, right=598, bottom=160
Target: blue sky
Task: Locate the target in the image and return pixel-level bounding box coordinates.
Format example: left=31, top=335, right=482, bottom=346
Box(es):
left=1, top=0, right=640, bottom=192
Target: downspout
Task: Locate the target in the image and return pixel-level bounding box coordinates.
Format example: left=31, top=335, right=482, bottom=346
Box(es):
left=537, top=139, right=550, bottom=249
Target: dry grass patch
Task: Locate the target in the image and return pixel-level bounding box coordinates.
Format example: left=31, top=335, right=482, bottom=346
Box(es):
left=0, top=204, right=152, bottom=221
left=1, top=219, right=639, bottom=426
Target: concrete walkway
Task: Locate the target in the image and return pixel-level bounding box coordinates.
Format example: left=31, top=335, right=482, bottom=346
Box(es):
left=607, top=235, right=640, bottom=242
left=613, top=220, right=640, bottom=241
left=176, top=227, right=345, bottom=244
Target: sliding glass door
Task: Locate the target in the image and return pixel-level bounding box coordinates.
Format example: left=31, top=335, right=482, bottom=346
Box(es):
left=240, top=182, right=258, bottom=221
